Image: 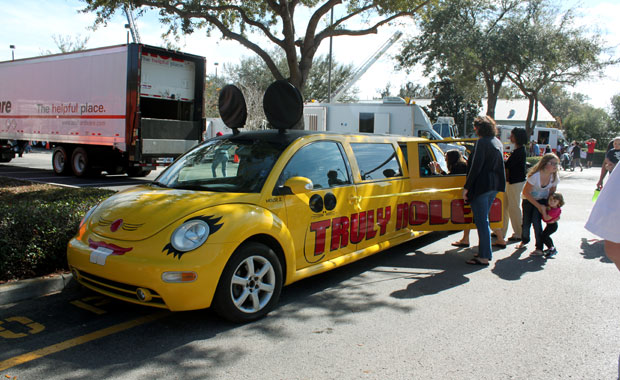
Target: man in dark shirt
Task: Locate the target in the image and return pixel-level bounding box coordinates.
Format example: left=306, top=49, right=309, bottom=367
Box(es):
left=597, top=137, right=620, bottom=189
left=502, top=128, right=527, bottom=241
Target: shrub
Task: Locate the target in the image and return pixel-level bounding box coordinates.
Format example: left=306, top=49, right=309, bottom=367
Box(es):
left=0, top=177, right=115, bottom=282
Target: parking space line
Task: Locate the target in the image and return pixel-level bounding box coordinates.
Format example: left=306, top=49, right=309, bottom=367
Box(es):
left=0, top=311, right=168, bottom=371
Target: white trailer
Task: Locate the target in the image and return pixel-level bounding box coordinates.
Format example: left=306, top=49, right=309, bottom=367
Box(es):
left=303, top=99, right=434, bottom=137
left=0, top=43, right=205, bottom=177
left=498, top=125, right=566, bottom=155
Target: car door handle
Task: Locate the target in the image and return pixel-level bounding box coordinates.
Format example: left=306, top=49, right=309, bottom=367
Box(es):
left=349, top=195, right=362, bottom=210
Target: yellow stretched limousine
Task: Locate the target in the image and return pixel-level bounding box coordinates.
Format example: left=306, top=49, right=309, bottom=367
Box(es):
left=67, top=81, right=501, bottom=322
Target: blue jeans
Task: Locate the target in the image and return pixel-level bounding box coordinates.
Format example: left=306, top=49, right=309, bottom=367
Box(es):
left=521, top=199, right=547, bottom=250
left=471, top=190, right=498, bottom=260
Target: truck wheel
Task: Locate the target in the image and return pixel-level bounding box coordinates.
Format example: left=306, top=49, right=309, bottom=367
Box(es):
left=126, top=167, right=152, bottom=177
left=213, top=242, right=283, bottom=323
left=71, top=147, right=96, bottom=177
left=52, top=147, right=72, bottom=175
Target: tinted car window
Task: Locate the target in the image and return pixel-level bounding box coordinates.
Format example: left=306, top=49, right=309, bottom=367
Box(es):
left=419, top=144, right=434, bottom=177
left=156, top=137, right=287, bottom=193
left=351, top=143, right=402, bottom=181
left=278, top=141, right=350, bottom=189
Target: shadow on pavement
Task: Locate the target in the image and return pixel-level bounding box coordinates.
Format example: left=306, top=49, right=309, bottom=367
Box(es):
left=579, top=237, right=611, bottom=263
left=491, top=245, right=547, bottom=281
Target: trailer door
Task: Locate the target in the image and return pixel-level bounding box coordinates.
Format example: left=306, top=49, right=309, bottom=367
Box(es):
left=137, top=46, right=204, bottom=158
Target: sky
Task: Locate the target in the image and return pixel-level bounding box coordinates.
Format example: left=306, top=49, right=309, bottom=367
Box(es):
left=2, top=0, right=620, bottom=111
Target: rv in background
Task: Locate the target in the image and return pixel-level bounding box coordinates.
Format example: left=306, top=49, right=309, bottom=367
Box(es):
left=303, top=97, right=434, bottom=137
left=303, top=98, right=467, bottom=155
left=498, top=125, right=565, bottom=155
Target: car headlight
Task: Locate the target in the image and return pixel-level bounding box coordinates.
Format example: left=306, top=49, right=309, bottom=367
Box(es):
left=171, top=219, right=210, bottom=252
left=79, top=205, right=98, bottom=229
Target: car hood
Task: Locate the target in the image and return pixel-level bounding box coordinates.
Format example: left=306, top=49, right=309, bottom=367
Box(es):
left=88, top=185, right=258, bottom=241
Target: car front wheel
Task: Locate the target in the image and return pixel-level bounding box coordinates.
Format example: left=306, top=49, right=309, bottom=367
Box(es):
left=213, top=242, right=282, bottom=323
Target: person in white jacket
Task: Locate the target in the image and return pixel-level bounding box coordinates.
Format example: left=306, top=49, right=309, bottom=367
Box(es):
left=585, top=164, right=620, bottom=270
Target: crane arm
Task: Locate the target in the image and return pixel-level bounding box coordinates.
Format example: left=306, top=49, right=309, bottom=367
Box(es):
left=330, top=31, right=402, bottom=103
left=124, top=4, right=141, bottom=44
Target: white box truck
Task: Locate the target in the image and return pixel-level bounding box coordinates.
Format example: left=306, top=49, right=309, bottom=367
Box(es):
left=0, top=43, right=205, bottom=177
left=302, top=98, right=466, bottom=155
left=303, top=98, right=435, bottom=137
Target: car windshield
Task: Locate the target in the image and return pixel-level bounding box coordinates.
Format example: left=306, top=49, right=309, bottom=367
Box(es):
left=155, top=137, right=288, bottom=193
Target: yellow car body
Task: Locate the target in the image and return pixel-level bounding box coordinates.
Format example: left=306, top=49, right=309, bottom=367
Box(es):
left=67, top=131, right=502, bottom=321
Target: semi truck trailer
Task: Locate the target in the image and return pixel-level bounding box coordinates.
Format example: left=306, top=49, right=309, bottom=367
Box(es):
left=0, top=43, right=205, bottom=177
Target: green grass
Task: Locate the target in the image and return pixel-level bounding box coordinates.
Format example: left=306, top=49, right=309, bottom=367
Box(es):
left=0, top=177, right=115, bottom=283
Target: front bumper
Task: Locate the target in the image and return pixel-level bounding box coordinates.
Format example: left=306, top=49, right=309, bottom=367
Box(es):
left=67, top=235, right=236, bottom=311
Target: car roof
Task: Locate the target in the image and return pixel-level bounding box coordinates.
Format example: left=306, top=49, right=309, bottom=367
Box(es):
left=220, top=129, right=425, bottom=144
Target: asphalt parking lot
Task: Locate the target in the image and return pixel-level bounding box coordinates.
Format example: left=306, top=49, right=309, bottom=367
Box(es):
left=0, top=148, right=162, bottom=191
left=1, top=151, right=619, bottom=379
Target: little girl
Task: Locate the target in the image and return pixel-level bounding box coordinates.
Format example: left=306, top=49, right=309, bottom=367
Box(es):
left=541, top=192, right=564, bottom=257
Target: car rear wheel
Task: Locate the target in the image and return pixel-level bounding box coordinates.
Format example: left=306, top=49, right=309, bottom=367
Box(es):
left=213, top=242, right=282, bottom=323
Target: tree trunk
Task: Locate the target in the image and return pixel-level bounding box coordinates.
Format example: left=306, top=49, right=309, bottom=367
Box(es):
left=524, top=96, right=535, bottom=138
left=486, top=96, right=498, bottom=119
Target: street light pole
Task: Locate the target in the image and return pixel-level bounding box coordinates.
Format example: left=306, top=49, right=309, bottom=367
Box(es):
left=10, top=45, right=15, bottom=61
left=214, top=62, right=219, bottom=78
left=327, top=8, right=333, bottom=103
left=124, top=24, right=130, bottom=44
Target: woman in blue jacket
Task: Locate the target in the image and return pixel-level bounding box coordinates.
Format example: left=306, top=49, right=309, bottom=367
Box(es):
left=463, top=116, right=506, bottom=266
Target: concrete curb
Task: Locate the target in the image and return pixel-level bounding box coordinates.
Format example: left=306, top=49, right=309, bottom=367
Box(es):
left=0, top=273, right=74, bottom=306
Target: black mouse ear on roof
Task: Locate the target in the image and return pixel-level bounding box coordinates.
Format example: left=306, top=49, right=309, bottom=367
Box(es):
left=263, top=80, right=303, bottom=130
left=218, top=85, right=247, bottom=133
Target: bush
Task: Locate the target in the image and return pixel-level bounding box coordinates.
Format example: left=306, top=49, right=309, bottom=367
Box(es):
left=0, top=177, right=115, bottom=283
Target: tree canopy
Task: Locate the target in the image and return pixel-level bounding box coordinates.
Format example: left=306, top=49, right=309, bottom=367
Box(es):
left=397, top=0, right=615, bottom=138
left=397, top=0, right=524, bottom=118
left=82, top=0, right=430, bottom=94
left=422, top=77, right=482, bottom=137
left=505, top=1, right=613, bottom=136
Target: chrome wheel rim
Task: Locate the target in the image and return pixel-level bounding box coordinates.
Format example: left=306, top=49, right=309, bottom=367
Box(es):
left=230, top=255, right=276, bottom=313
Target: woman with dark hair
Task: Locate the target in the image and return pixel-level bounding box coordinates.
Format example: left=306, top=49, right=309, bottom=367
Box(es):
left=446, top=149, right=468, bottom=174
left=501, top=127, right=528, bottom=242
left=429, top=149, right=467, bottom=175
left=463, top=116, right=506, bottom=265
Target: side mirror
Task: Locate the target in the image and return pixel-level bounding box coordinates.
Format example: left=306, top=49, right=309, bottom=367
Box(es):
left=283, top=176, right=313, bottom=194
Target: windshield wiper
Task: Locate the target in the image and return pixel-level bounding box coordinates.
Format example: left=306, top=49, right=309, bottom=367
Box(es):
left=150, top=181, right=168, bottom=188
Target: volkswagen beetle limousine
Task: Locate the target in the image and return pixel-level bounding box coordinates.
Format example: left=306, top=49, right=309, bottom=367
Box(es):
left=67, top=81, right=501, bottom=322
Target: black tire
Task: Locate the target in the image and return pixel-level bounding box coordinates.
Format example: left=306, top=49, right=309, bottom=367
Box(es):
left=126, top=167, right=152, bottom=177
left=71, top=147, right=100, bottom=177
left=52, top=146, right=72, bottom=175
left=213, top=242, right=283, bottom=323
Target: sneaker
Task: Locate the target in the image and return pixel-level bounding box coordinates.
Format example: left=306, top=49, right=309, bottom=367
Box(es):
left=545, top=248, right=558, bottom=257
left=530, top=249, right=544, bottom=256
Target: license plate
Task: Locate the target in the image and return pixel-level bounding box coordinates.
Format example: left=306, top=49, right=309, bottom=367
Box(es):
left=90, top=247, right=114, bottom=266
